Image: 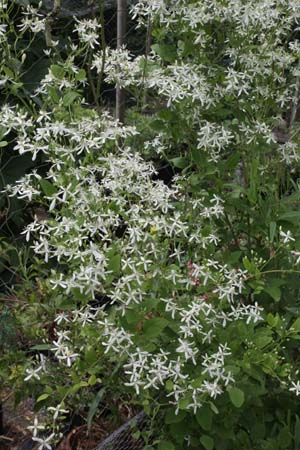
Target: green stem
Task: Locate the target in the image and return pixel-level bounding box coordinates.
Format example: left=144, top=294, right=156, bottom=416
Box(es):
left=248, top=269, right=300, bottom=280
left=87, top=50, right=100, bottom=109
left=223, top=211, right=239, bottom=246
left=259, top=244, right=284, bottom=271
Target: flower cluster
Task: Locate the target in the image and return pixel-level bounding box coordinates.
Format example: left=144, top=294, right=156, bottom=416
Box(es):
left=2, top=0, right=300, bottom=448
left=73, top=17, right=101, bottom=49
left=3, top=95, right=267, bottom=443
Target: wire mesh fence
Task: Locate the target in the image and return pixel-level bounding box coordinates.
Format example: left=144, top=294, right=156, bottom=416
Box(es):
left=94, top=412, right=148, bottom=450
left=42, top=0, right=136, bottom=17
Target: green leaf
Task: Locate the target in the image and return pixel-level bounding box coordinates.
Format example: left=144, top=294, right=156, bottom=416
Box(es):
left=76, top=69, right=86, bottom=81
left=87, top=387, right=106, bottom=429
left=51, top=64, right=64, bottom=78
left=267, top=313, right=279, bottom=328
left=225, top=152, right=240, bottom=170
left=290, top=317, right=300, bottom=332
left=279, top=211, right=300, bottom=224
left=278, top=427, right=292, bottom=449
left=143, top=317, right=169, bottom=339
left=242, top=256, right=256, bottom=273
left=88, top=374, right=97, bottom=386
left=178, top=38, right=194, bottom=57
left=200, top=435, right=214, bottom=450
left=191, top=148, right=202, bottom=165
left=107, top=253, right=121, bottom=276
left=249, top=279, right=265, bottom=294
left=36, top=393, right=50, bottom=403
left=178, top=396, right=191, bottom=410
left=165, top=379, right=173, bottom=392
left=151, top=44, right=177, bottom=62
left=209, top=402, right=219, bottom=415
left=63, top=91, right=81, bottom=107
left=40, top=179, right=57, bottom=197
left=150, top=119, right=165, bottom=132
left=3, top=66, right=14, bottom=78
left=264, top=285, right=281, bottom=302
left=68, top=381, right=89, bottom=394
left=196, top=405, right=212, bottom=431
left=0, top=141, right=8, bottom=147
left=30, top=344, right=52, bottom=350
left=224, top=250, right=241, bottom=265
left=228, top=387, right=245, bottom=408
left=254, top=334, right=272, bottom=349
left=132, top=431, right=141, bottom=440
left=250, top=421, right=266, bottom=440
left=189, top=174, right=201, bottom=186
left=294, top=414, right=300, bottom=445
left=48, top=86, right=60, bottom=103
left=269, top=221, right=276, bottom=242
left=157, top=441, right=175, bottom=450
left=85, top=348, right=98, bottom=365
left=10, top=82, right=23, bottom=95
left=165, top=409, right=186, bottom=424
left=126, top=309, right=141, bottom=325
left=170, top=157, right=190, bottom=169
left=157, top=109, right=177, bottom=121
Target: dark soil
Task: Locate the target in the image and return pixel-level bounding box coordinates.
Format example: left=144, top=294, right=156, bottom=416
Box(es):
left=0, top=420, right=36, bottom=450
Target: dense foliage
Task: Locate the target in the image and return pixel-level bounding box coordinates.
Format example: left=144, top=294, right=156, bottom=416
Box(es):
left=2, top=1, right=300, bottom=449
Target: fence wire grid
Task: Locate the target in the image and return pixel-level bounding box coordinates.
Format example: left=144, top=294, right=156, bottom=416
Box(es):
left=94, top=412, right=148, bottom=450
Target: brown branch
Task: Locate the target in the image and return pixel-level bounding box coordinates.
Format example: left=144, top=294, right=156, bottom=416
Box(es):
left=45, top=0, right=62, bottom=47
left=116, top=0, right=127, bottom=123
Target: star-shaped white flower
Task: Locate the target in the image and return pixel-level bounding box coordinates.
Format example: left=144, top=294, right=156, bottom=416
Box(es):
left=47, top=404, right=69, bottom=420
left=32, top=433, right=55, bottom=450
left=289, top=381, right=300, bottom=396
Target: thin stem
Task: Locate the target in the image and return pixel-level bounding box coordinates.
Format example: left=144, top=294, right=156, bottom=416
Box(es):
left=141, top=17, right=152, bottom=111
left=116, top=0, right=127, bottom=122
left=247, top=269, right=300, bottom=280
left=0, top=402, right=3, bottom=435
left=223, top=211, right=239, bottom=246
left=95, top=0, right=106, bottom=103
left=290, top=59, right=300, bottom=128
left=259, top=244, right=284, bottom=271
left=87, top=50, right=100, bottom=109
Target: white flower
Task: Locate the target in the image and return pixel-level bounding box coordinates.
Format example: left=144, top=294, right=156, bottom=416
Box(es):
left=55, top=330, right=71, bottom=343
left=289, top=381, right=300, bottom=396
left=18, top=15, right=45, bottom=33
left=36, top=353, right=48, bottom=373
left=56, top=347, right=79, bottom=367
left=74, top=18, right=101, bottom=48
left=102, top=325, right=133, bottom=354
left=201, top=379, right=223, bottom=399
left=279, top=227, right=295, bottom=244
left=197, top=121, right=234, bottom=162
left=24, top=366, right=42, bottom=381
left=160, top=297, right=182, bottom=319
left=32, top=433, right=55, bottom=450
left=187, top=388, right=202, bottom=413
left=47, top=404, right=69, bottom=420
left=27, top=417, right=45, bottom=437
left=291, top=251, right=300, bottom=264
left=54, top=312, right=70, bottom=325
left=176, top=339, right=198, bottom=365
left=0, top=23, right=7, bottom=39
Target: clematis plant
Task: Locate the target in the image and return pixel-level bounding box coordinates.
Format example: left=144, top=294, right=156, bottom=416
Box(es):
left=2, top=1, right=300, bottom=449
